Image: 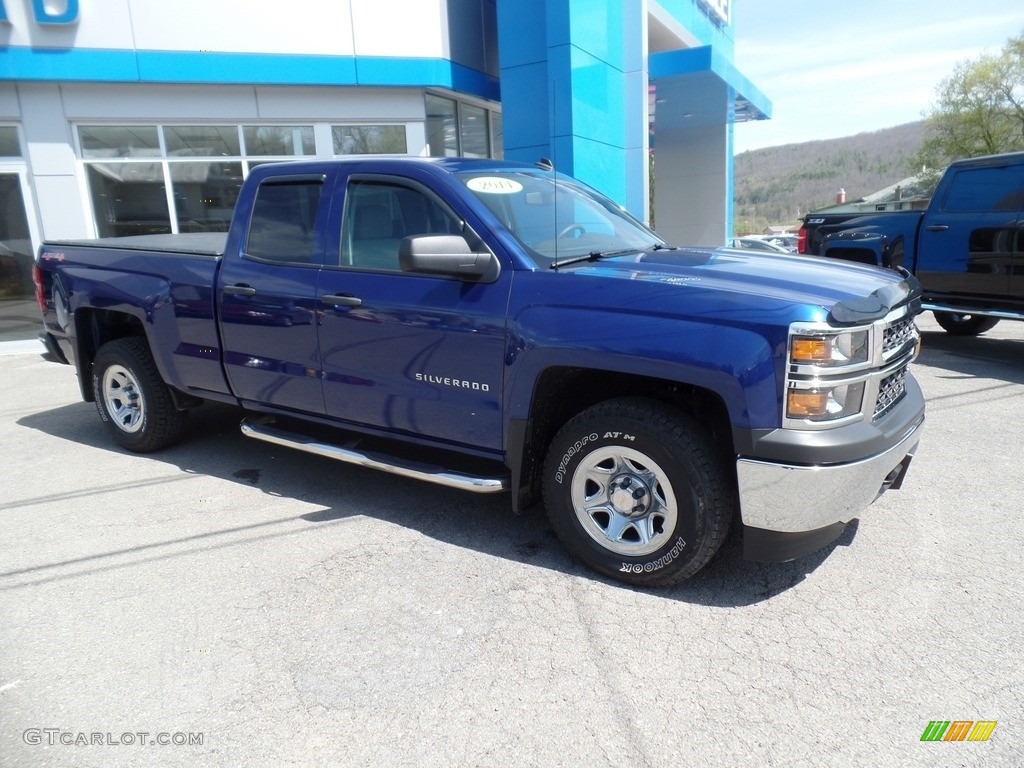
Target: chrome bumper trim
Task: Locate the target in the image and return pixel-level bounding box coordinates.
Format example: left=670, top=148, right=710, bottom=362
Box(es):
left=736, top=416, right=923, bottom=533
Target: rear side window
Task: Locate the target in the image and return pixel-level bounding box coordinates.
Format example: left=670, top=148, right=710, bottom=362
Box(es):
left=245, top=179, right=323, bottom=264
left=941, top=165, right=1024, bottom=213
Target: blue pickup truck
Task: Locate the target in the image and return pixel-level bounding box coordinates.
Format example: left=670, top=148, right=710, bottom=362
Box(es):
left=34, top=157, right=925, bottom=586
left=799, top=151, right=1024, bottom=336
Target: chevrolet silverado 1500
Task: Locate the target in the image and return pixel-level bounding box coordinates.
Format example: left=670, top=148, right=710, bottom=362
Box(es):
left=35, top=157, right=925, bottom=586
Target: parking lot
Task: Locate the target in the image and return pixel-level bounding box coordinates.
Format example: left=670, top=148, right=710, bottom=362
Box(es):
left=1, top=312, right=1021, bottom=767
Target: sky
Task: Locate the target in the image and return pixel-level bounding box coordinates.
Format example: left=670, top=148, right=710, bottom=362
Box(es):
left=731, top=1, right=1024, bottom=153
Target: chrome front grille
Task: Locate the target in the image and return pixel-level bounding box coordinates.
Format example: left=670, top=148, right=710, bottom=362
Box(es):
left=874, top=368, right=907, bottom=419
left=883, top=316, right=915, bottom=358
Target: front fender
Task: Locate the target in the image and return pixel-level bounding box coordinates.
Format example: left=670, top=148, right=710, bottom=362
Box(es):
left=504, top=306, right=783, bottom=432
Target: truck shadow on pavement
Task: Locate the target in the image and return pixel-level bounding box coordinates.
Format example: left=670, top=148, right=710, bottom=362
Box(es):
left=914, top=329, right=1024, bottom=385
left=17, top=400, right=854, bottom=607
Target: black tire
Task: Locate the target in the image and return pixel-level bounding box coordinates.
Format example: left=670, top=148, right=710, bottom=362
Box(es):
left=91, top=337, right=187, bottom=452
left=542, top=398, right=734, bottom=587
left=933, top=311, right=1000, bottom=336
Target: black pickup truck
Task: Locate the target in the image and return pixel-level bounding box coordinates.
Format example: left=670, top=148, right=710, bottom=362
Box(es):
left=798, top=152, right=1024, bottom=335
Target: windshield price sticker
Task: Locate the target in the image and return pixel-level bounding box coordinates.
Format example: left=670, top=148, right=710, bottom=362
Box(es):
left=467, top=177, right=523, bottom=194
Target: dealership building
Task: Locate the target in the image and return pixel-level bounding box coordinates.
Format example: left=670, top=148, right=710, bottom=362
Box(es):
left=0, top=0, right=769, bottom=340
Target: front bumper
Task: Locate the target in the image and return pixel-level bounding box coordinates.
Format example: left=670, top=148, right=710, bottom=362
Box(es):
left=736, top=397, right=924, bottom=563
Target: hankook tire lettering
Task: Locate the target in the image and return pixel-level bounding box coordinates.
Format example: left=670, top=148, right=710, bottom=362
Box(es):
left=619, top=536, right=687, bottom=574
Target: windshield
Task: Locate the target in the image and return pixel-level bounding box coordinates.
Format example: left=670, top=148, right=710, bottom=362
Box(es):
left=457, top=171, right=663, bottom=267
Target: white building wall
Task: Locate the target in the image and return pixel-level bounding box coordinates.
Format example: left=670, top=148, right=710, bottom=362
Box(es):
left=1, top=0, right=448, bottom=58
left=17, top=84, right=88, bottom=240
left=0, top=83, right=19, bottom=119
left=55, top=83, right=429, bottom=124
left=654, top=123, right=729, bottom=246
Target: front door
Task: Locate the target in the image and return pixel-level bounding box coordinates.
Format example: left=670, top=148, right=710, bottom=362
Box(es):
left=315, top=175, right=510, bottom=451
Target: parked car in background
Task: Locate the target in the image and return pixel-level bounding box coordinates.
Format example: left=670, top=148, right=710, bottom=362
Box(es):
left=766, top=235, right=798, bottom=252
left=729, top=236, right=790, bottom=253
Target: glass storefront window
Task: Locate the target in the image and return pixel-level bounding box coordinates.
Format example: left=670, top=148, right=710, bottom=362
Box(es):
left=75, top=109, right=500, bottom=240
left=0, top=173, right=35, bottom=341
left=85, top=163, right=171, bottom=237
left=332, top=125, right=408, bottom=155
left=0, top=127, right=21, bottom=158
left=459, top=103, right=489, bottom=159
left=424, top=96, right=501, bottom=159
left=164, top=126, right=240, bottom=157
left=79, top=126, right=160, bottom=158
left=425, top=95, right=459, bottom=157
left=170, top=161, right=244, bottom=233
left=243, top=126, right=315, bottom=156
left=490, top=112, right=504, bottom=159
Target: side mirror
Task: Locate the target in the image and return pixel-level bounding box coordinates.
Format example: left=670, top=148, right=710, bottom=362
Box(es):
left=399, top=235, right=500, bottom=281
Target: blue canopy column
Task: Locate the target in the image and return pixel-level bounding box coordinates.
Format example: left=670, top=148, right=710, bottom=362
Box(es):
left=649, top=46, right=770, bottom=246
left=495, top=0, right=650, bottom=219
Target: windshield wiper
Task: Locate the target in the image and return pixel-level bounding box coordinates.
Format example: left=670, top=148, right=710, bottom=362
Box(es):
left=549, top=248, right=643, bottom=269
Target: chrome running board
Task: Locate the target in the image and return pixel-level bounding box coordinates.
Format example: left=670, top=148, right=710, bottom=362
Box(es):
left=240, top=418, right=509, bottom=494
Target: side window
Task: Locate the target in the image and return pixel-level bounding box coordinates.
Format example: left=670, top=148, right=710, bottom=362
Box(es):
left=245, top=179, right=323, bottom=264
left=340, top=180, right=461, bottom=270
left=942, top=166, right=1024, bottom=213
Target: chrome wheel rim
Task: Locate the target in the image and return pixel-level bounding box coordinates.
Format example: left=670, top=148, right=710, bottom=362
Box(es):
left=570, top=446, right=678, bottom=556
left=102, top=364, right=145, bottom=433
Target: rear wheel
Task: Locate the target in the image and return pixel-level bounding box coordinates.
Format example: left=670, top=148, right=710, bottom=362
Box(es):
left=933, top=311, right=1000, bottom=336
left=91, top=337, right=187, bottom=452
left=542, top=398, right=733, bottom=587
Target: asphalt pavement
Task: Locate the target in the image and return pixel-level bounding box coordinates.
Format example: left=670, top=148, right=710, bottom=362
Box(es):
left=1, top=313, right=1021, bottom=767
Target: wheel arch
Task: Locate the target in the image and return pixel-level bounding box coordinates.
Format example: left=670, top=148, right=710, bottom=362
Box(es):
left=507, top=366, right=735, bottom=512
left=74, top=308, right=148, bottom=402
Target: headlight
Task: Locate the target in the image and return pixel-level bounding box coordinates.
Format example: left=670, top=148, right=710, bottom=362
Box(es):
left=787, top=382, right=865, bottom=422
left=791, top=330, right=869, bottom=367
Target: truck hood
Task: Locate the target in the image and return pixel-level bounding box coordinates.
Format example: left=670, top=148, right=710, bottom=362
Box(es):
left=557, top=246, right=919, bottom=324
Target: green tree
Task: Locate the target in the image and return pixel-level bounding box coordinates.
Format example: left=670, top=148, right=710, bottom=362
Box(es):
left=913, top=31, right=1024, bottom=180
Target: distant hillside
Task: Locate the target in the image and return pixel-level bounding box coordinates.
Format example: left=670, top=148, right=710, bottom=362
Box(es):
left=733, top=121, right=927, bottom=234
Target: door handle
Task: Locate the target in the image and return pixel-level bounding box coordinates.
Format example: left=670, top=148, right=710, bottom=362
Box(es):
left=322, top=294, right=362, bottom=307
left=223, top=284, right=257, bottom=297
left=926, top=225, right=949, bottom=232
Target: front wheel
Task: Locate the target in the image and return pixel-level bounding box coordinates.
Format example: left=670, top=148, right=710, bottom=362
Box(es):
left=542, top=398, right=734, bottom=587
left=933, top=311, right=1000, bottom=336
left=91, top=337, right=187, bottom=452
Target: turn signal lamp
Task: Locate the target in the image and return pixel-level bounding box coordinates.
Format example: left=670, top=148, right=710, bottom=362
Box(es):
left=790, top=331, right=869, bottom=367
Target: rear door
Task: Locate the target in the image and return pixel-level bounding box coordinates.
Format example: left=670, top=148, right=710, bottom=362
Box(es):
left=315, top=172, right=511, bottom=451
left=218, top=172, right=330, bottom=413
left=916, top=162, right=1024, bottom=302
